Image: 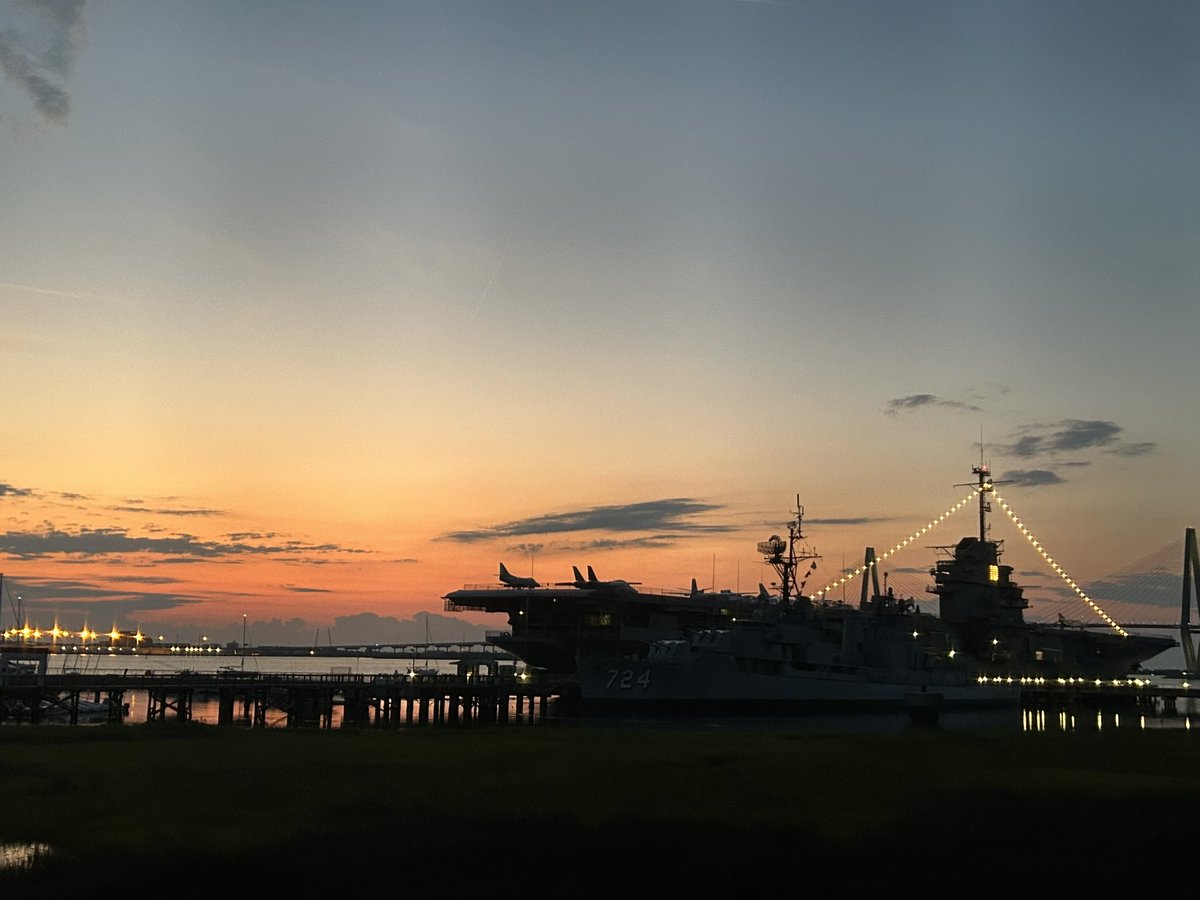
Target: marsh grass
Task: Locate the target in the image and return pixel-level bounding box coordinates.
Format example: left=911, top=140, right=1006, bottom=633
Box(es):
left=1, top=724, right=1196, bottom=894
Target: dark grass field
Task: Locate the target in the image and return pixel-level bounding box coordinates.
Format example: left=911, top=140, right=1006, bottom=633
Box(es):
left=1, top=722, right=1196, bottom=896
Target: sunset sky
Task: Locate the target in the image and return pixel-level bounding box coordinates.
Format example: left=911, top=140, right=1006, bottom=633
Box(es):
left=2, top=1, right=1196, bottom=654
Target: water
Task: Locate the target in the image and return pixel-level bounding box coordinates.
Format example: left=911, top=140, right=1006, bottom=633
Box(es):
left=12, top=650, right=1200, bottom=733
left=549, top=700, right=1200, bottom=735
left=20, top=650, right=496, bottom=728
left=45, top=648, right=451, bottom=678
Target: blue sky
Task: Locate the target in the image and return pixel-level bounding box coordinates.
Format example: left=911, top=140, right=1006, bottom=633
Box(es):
left=1, top=0, right=1197, bottom=651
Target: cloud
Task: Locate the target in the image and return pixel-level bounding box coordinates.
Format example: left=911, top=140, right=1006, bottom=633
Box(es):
left=441, top=498, right=729, bottom=543
left=109, top=505, right=225, bottom=517
left=0, top=481, right=34, bottom=497
left=0, top=281, right=124, bottom=304
left=3, top=575, right=204, bottom=623
left=96, top=574, right=183, bottom=585
left=0, top=524, right=372, bottom=560
left=558, top=536, right=680, bottom=551
left=0, top=0, right=86, bottom=123
left=1007, top=420, right=1119, bottom=457
left=885, top=394, right=982, bottom=415
left=1000, top=469, right=1065, bottom=487
left=807, top=516, right=893, bottom=527
left=504, top=542, right=544, bottom=556
left=1108, top=442, right=1156, bottom=458
left=1001, top=420, right=1156, bottom=469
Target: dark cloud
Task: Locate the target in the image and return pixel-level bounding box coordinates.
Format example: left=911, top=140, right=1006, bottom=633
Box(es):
left=0, top=525, right=371, bottom=560
left=442, top=499, right=729, bottom=543
left=1001, top=469, right=1065, bottom=487
left=807, top=516, right=891, bottom=527
left=1108, top=442, right=1156, bottom=457
left=2, top=575, right=203, bottom=624
left=1008, top=435, right=1045, bottom=458
left=560, top=536, right=679, bottom=551
left=110, top=505, right=225, bottom=517
left=885, top=394, right=982, bottom=415
left=997, top=421, right=1156, bottom=488
left=0, top=481, right=34, bottom=497
left=1007, top=420, right=1131, bottom=457
left=0, top=0, right=86, bottom=123
left=96, top=574, right=183, bottom=585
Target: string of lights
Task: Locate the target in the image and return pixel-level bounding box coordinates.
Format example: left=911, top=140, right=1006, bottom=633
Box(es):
left=813, top=491, right=977, bottom=600
left=2, top=624, right=145, bottom=644
left=992, top=491, right=1127, bottom=638
left=811, top=485, right=1132, bottom=641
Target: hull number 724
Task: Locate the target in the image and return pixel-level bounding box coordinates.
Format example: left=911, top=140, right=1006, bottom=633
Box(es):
left=604, top=668, right=652, bottom=690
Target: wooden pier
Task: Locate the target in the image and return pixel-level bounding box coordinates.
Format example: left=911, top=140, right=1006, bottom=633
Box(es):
left=0, top=666, right=566, bottom=728
left=1018, top=676, right=1200, bottom=718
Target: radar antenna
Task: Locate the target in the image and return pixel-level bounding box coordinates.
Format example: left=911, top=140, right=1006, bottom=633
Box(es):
left=757, top=494, right=821, bottom=604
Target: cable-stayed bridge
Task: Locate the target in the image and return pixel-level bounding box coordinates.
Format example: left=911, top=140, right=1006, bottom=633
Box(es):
left=812, top=475, right=1198, bottom=671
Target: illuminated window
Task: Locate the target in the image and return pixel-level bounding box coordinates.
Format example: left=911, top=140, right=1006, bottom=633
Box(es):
left=988, top=564, right=999, bottom=583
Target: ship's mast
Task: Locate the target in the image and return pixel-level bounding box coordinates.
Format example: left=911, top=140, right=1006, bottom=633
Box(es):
left=955, top=463, right=998, bottom=543
left=974, top=463, right=992, bottom=542
left=757, top=495, right=820, bottom=604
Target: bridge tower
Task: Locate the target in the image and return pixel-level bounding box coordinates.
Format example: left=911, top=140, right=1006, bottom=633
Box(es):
left=859, top=547, right=881, bottom=608
left=1182, top=528, right=1200, bottom=673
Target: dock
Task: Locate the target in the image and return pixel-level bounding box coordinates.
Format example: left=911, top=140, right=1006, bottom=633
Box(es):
left=0, top=664, right=567, bottom=728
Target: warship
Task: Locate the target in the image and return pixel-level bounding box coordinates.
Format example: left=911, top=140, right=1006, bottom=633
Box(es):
left=445, top=466, right=1175, bottom=711
left=573, top=466, right=1174, bottom=711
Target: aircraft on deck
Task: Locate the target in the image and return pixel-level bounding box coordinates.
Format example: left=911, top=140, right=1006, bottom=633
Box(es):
left=586, top=565, right=639, bottom=592
left=497, top=562, right=540, bottom=589
left=562, top=565, right=591, bottom=589
left=690, top=578, right=764, bottom=601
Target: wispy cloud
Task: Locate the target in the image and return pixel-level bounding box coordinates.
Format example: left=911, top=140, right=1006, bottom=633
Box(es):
left=1004, top=420, right=1155, bottom=459
left=556, top=536, right=681, bottom=552
left=0, top=282, right=125, bottom=304
left=1000, top=469, right=1065, bottom=487
left=504, top=542, right=544, bottom=556
left=0, top=0, right=86, bottom=124
left=807, top=516, right=893, bottom=527
left=109, top=505, right=225, bottom=517
left=0, top=525, right=372, bottom=560
left=441, top=499, right=729, bottom=543
left=2, top=575, right=203, bottom=622
left=885, top=394, right=982, bottom=415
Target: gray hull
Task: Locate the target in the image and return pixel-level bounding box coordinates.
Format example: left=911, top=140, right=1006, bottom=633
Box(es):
left=575, top=653, right=1020, bottom=711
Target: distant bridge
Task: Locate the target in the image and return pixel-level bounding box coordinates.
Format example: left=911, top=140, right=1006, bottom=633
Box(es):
left=243, top=641, right=515, bottom=661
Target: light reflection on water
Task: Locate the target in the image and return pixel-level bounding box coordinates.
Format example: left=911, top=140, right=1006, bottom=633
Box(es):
left=20, top=652, right=540, bottom=729
left=0, top=842, right=52, bottom=871
left=12, top=653, right=1200, bottom=734
left=1021, top=704, right=1200, bottom=733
